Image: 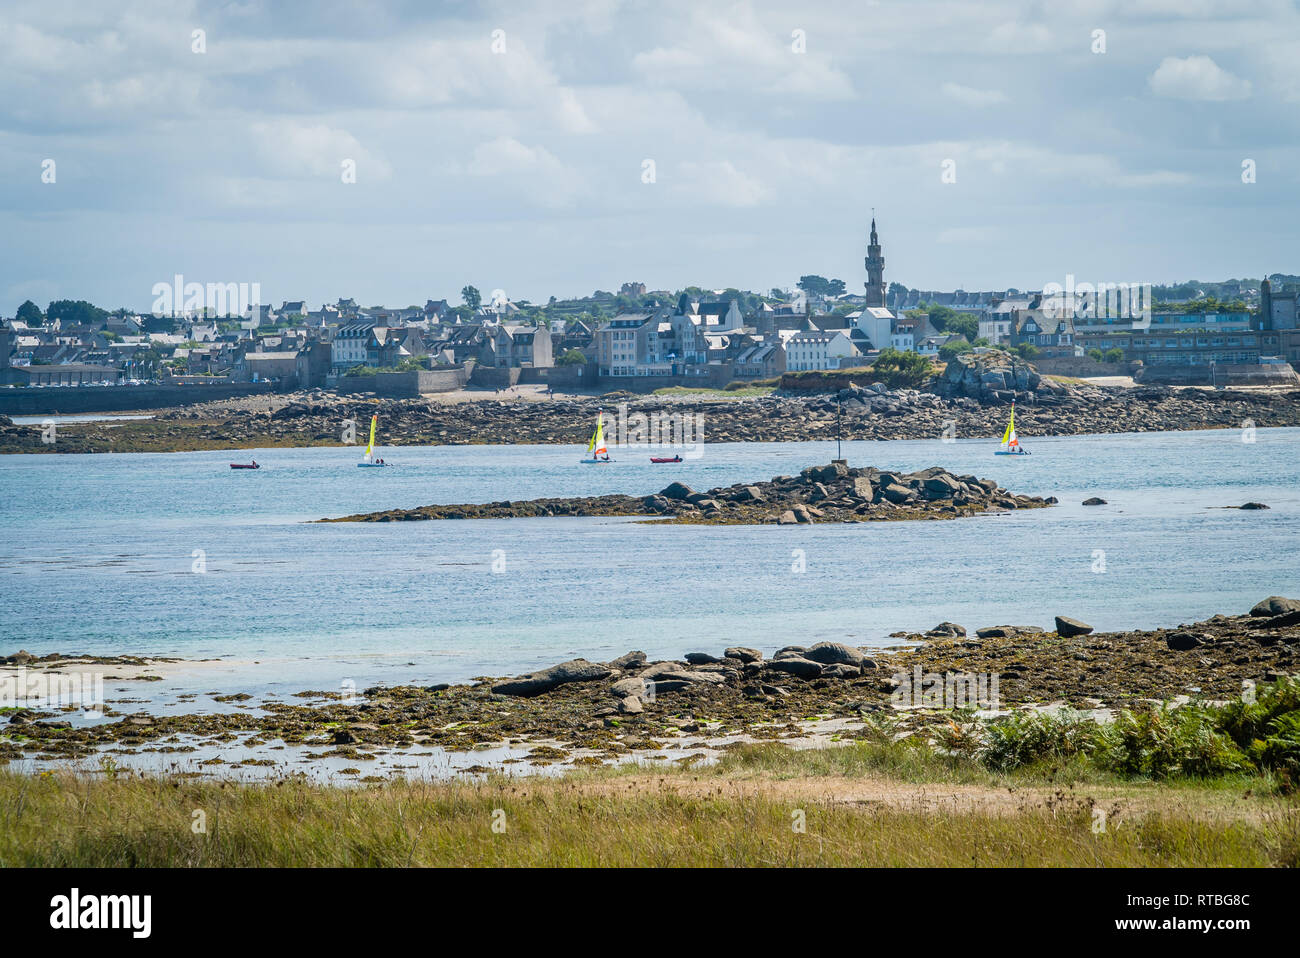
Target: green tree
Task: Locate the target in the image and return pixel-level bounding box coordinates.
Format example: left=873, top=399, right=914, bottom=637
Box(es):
left=1103, top=347, right=1125, bottom=363
left=461, top=285, right=482, bottom=311
left=870, top=347, right=933, bottom=388
left=1014, top=343, right=1040, bottom=360
left=46, top=299, right=108, bottom=326
left=925, top=305, right=977, bottom=341
left=796, top=275, right=845, bottom=298
left=1087, top=348, right=1104, bottom=361
left=556, top=348, right=588, bottom=366
left=15, top=300, right=43, bottom=326
left=938, top=339, right=973, bottom=362
left=943, top=313, right=979, bottom=342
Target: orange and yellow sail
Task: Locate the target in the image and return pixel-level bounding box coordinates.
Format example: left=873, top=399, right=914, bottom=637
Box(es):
left=1000, top=403, right=1018, bottom=449
left=586, top=411, right=607, bottom=458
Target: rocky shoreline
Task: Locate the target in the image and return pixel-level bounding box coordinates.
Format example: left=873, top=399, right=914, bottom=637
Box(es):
left=4, top=598, right=1296, bottom=773
left=3, top=382, right=1298, bottom=454
left=321, top=462, right=1054, bottom=524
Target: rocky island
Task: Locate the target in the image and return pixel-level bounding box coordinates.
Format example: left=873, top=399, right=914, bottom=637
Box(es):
left=321, top=462, right=1055, bottom=524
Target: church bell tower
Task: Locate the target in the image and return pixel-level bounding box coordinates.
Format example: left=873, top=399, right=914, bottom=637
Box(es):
left=864, top=216, right=885, bottom=308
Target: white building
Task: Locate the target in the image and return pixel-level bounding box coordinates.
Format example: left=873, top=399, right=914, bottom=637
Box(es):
left=852, top=306, right=896, bottom=352
left=782, top=328, right=858, bottom=370
left=331, top=322, right=374, bottom=370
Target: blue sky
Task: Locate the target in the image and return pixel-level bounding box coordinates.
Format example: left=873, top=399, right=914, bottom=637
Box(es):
left=1, top=0, right=1297, bottom=313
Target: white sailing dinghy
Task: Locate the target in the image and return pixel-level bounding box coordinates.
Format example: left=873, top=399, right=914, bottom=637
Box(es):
left=358, top=414, right=389, bottom=467
left=994, top=401, right=1030, bottom=456
left=580, top=410, right=613, bottom=463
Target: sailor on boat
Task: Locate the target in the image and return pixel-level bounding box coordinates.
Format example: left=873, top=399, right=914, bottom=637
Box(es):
left=995, top=401, right=1030, bottom=455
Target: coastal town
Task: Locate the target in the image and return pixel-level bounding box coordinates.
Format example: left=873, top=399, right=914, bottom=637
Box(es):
left=5, top=221, right=1300, bottom=410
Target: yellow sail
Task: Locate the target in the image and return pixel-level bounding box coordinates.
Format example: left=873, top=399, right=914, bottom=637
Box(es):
left=365, top=414, right=377, bottom=458
left=1000, top=405, right=1014, bottom=445
left=587, top=412, right=607, bottom=457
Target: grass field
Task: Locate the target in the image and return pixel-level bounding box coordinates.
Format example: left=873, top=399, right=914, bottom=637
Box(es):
left=4, top=743, right=1296, bottom=867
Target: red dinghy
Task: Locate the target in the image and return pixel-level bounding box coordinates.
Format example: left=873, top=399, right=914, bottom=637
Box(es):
left=230, top=461, right=260, bottom=470
left=650, top=456, right=683, bottom=463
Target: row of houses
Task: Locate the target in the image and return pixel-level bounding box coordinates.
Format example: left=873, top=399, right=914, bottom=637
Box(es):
left=0, top=301, right=585, bottom=389
left=972, top=280, right=1300, bottom=371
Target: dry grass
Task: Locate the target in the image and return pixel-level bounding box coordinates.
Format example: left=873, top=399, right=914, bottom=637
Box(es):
left=3, top=743, right=1298, bottom=867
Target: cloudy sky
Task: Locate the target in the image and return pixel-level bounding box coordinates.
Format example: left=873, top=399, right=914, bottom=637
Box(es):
left=2, top=0, right=1297, bottom=313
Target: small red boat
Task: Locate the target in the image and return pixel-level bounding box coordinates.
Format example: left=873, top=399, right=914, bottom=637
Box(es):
left=230, top=461, right=260, bottom=470
left=650, top=456, right=683, bottom=464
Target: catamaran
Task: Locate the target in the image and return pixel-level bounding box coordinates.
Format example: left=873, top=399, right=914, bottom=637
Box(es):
left=358, top=414, right=388, bottom=467
left=995, top=401, right=1030, bottom=456
left=580, top=410, right=613, bottom=464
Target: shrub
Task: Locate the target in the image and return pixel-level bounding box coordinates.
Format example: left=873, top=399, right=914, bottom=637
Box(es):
left=1216, top=675, right=1300, bottom=780
left=1100, top=707, right=1247, bottom=779
left=556, top=349, right=587, bottom=367
left=982, top=711, right=1101, bottom=771
left=870, top=347, right=932, bottom=388
left=938, top=339, right=972, bottom=362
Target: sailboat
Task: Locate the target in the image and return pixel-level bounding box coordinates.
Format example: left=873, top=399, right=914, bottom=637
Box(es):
left=994, top=401, right=1030, bottom=456
left=357, top=414, right=388, bottom=467
left=580, top=410, right=613, bottom=464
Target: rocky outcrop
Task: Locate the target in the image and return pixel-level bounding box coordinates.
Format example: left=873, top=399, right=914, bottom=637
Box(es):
left=10, top=384, right=1300, bottom=455
left=327, top=463, right=1054, bottom=524
left=933, top=351, right=1057, bottom=405
left=1054, top=616, right=1094, bottom=637
left=491, top=659, right=613, bottom=697
left=802, top=641, right=872, bottom=667
left=1165, top=631, right=1205, bottom=651
left=975, top=625, right=1045, bottom=639
left=1251, top=596, right=1300, bottom=617
left=511, top=595, right=1300, bottom=711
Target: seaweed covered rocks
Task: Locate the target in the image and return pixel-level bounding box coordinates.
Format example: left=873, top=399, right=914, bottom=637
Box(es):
left=325, top=463, right=1052, bottom=524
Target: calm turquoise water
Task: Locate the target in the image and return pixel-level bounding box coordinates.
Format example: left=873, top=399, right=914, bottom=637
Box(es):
left=2, top=429, right=1297, bottom=701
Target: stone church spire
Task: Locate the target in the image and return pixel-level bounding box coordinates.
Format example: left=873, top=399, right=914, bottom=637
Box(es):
left=864, top=214, right=885, bottom=307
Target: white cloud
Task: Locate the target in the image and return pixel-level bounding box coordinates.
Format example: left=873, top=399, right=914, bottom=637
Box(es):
left=1, top=0, right=1296, bottom=307
left=465, top=137, right=580, bottom=209
left=632, top=4, right=855, bottom=100
left=250, top=121, right=392, bottom=181
left=671, top=160, right=768, bottom=208
left=1148, top=55, right=1252, bottom=101
left=940, top=82, right=1008, bottom=107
